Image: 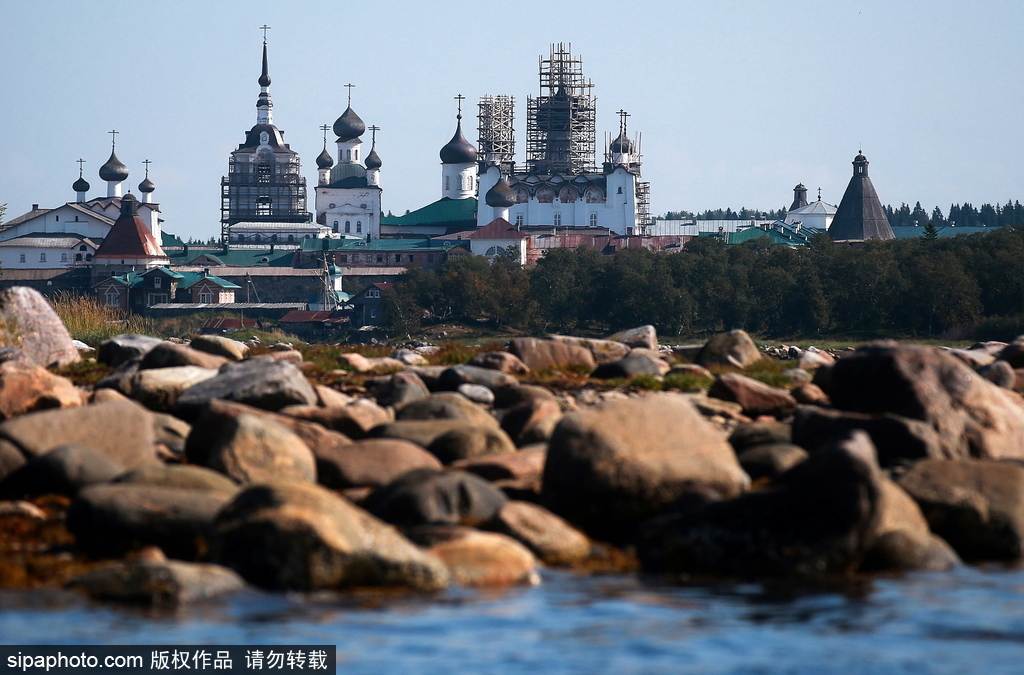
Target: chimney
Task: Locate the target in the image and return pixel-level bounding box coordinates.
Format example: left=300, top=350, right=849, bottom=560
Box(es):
left=203, top=268, right=210, bottom=277
left=32, top=204, right=39, bottom=211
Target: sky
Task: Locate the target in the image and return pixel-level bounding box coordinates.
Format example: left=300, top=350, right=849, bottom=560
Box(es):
left=1, top=0, right=1022, bottom=241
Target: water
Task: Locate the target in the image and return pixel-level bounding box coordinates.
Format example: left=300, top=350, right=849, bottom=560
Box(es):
left=4, top=566, right=1024, bottom=674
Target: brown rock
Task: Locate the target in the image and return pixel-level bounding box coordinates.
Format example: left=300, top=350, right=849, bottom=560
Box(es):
left=607, top=325, right=658, bottom=350
left=373, top=371, right=430, bottom=407
left=451, top=446, right=547, bottom=481
left=709, top=373, right=797, bottom=419
left=897, top=459, right=1024, bottom=561
left=667, top=364, right=714, bottom=381
left=396, top=392, right=499, bottom=428
left=736, top=443, right=808, bottom=481
left=0, top=287, right=80, bottom=368
left=139, top=342, right=230, bottom=370
left=829, top=343, right=1024, bottom=460
left=546, top=336, right=631, bottom=364
left=426, top=529, right=539, bottom=587
left=314, top=438, right=442, bottom=490
left=793, top=406, right=947, bottom=467
left=500, top=398, right=562, bottom=446
left=998, top=341, right=1024, bottom=368
left=113, top=464, right=241, bottom=497
left=368, top=419, right=487, bottom=449
left=280, top=399, right=392, bottom=438
left=509, top=338, right=595, bottom=371
left=798, top=348, right=835, bottom=370
left=188, top=335, right=248, bottom=361
left=337, top=353, right=373, bottom=372
left=209, top=481, right=449, bottom=591
left=0, top=359, right=84, bottom=420
left=487, top=500, right=590, bottom=565
left=69, top=559, right=246, bottom=606
left=694, top=330, right=761, bottom=369
left=127, top=365, right=218, bottom=412
left=427, top=424, right=518, bottom=464
left=363, top=468, right=508, bottom=527
left=792, top=383, right=829, bottom=405
left=314, top=385, right=353, bottom=408
left=542, top=393, right=750, bottom=543
left=977, top=360, right=1016, bottom=389
left=196, top=413, right=317, bottom=485
left=467, top=351, right=530, bottom=374
left=728, top=421, right=792, bottom=452
left=493, top=384, right=558, bottom=409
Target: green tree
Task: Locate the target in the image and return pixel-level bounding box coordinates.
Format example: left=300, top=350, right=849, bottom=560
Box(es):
left=0, top=203, right=6, bottom=227
left=922, top=221, right=939, bottom=240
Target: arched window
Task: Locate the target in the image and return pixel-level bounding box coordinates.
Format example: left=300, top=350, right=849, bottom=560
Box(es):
left=354, top=149, right=359, bottom=161
left=485, top=245, right=505, bottom=256
left=346, top=149, right=351, bottom=161
left=589, top=213, right=598, bottom=227
left=61, top=253, right=68, bottom=262
left=288, top=234, right=294, bottom=242
left=75, top=253, right=82, bottom=262
left=445, top=176, right=450, bottom=191
left=345, top=221, right=351, bottom=233
left=79, top=245, right=87, bottom=251
left=356, top=220, right=362, bottom=233
left=333, top=221, right=339, bottom=233
left=617, top=187, right=623, bottom=194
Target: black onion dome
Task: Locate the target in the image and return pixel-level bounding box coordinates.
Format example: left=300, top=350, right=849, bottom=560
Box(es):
left=138, top=176, right=155, bottom=193
left=609, top=130, right=634, bottom=154
left=485, top=177, right=516, bottom=208
left=73, top=176, right=90, bottom=193
left=333, top=106, right=365, bottom=141
left=258, top=42, right=271, bottom=87
left=794, top=182, right=806, bottom=190
left=316, top=147, right=334, bottom=169
left=854, top=152, right=868, bottom=163
left=440, top=120, right=477, bottom=164
left=99, top=149, right=129, bottom=182
left=364, top=146, right=382, bottom=170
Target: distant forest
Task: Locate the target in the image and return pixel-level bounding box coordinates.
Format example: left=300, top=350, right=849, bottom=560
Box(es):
left=382, top=224, right=1024, bottom=340
left=659, top=200, right=1024, bottom=228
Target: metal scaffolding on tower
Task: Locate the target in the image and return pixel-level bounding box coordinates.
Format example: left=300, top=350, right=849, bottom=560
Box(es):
left=477, top=95, right=516, bottom=166
left=526, top=43, right=596, bottom=175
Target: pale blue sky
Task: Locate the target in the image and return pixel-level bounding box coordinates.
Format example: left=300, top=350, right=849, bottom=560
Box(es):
left=1, top=0, right=1021, bottom=240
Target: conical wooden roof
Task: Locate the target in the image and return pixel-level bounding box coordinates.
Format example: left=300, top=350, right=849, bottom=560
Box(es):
left=828, top=152, right=894, bottom=241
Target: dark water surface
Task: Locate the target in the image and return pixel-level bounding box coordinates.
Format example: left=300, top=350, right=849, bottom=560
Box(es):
left=4, top=566, right=1024, bottom=674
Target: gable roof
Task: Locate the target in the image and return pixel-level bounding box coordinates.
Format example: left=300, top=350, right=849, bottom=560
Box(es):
left=179, top=272, right=241, bottom=290
left=467, top=218, right=527, bottom=240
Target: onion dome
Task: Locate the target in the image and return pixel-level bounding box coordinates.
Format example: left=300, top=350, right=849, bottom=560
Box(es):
left=138, top=176, right=155, bottom=193
left=609, top=130, right=635, bottom=154
left=440, top=117, right=477, bottom=164
left=316, top=147, right=334, bottom=169
left=364, top=146, right=382, bottom=170
left=73, top=175, right=90, bottom=193
left=333, top=106, right=365, bottom=141
left=258, top=41, right=271, bottom=87
left=855, top=152, right=868, bottom=163
left=485, top=177, right=516, bottom=208
left=99, top=148, right=129, bottom=182
left=794, top=182, right=806, bottom=190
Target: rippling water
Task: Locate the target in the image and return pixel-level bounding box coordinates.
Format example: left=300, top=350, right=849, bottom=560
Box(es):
left=4, top=566, right=1024, bottom=674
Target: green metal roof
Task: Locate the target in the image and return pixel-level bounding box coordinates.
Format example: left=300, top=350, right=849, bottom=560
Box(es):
left=161, top=232, right=186, bottom=248
left=299, top=237, right=450, bottom=252
left=178, top=272, right=241, bottom=290
left=727, top=227, right=811, bottom=246
left=380, top=197, right=477, bottom=228
left=166, top=248, right=295, bottom=267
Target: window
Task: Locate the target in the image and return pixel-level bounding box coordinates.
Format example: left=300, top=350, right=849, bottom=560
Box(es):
left=367, top=289, right=380, bottom=299
left=105, top=290, right=119, bottom=306
left=339, top=255, right=348, bottom=262
left=376, top=254, right=383, bottom=263
left=288, top=234, right=294, bottom=242
left=256, top=196, right=272, bottom=215
left=55, top=215, right=59, bottom=222
left=40, top=253, right=46, bottom=262
left=356, top=220, right=362, bottom=233
left=345, top=221, right=351, bottom=233
left=590, top=213, right=598, bottom=227
left=79, top=245, right=87, bottom=251
left=75, top=254, right=82, bottom=262
left=445, top=176, right=450, bottom=191
left=257, top=164, right=271, bottom=183
left=553, top=213, right=562, bottom=227
left=354, top=149, right=359, bottom=161
left=515, top=214, right=524, bottom=228
left=153, top=277, right=162, bottom=289
left=61, top=253, right=68, bottom=262
left=329, top=203, right=336, bottom=209
left=485, top=245, right=505, bottom=256
left=370, top=308, right=377, bottom=319
left=333, top=221, right=339, bottom=233
left=200, top=292, right=213, bottom=304
left=346, top=150, right=351, bottom=161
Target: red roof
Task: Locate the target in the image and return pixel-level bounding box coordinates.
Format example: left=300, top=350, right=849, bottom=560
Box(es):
left=93, top=199, right=166, bottom=259
left=467, top=218, right=527, bottom=240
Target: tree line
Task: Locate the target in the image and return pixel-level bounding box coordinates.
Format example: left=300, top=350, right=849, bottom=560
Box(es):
left=382, top=224, right=1024, bottom=340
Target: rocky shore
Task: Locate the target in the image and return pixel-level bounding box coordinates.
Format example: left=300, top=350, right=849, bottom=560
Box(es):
left=3, top=286, right=1024, bottom=607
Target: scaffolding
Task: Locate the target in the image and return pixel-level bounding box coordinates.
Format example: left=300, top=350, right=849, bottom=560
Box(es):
left=220, top=154, right=309, bottom=243
left=635, top=180, right=651, bottom=230
left=477, top=95, right=516, bottom=165
left=526, top=43, right=596, bottom=175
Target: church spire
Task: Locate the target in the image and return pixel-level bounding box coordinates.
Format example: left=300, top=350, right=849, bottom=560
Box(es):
left=256, top=26, right=273, bottom=125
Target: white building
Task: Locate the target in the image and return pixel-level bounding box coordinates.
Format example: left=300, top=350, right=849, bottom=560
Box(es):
left=784, top=184, right=836, bottom=231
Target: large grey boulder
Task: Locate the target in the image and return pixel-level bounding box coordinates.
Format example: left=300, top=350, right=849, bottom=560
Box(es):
left=128, top=365, right=218, bottom=412
left=637, top=431, right=883, bottom=578
left=314, top=438, right=442, bottom=490
left=69, top=558, right=246, bottom=606
left=542, top=393, right=750, bottom=543
left=694, top=330, right=761, bottom=369
left=0, top=444, right=124, bottom=499
left=607, top=325, right=658, bottom=350
left=0, top=287, right=80, bottom=367
left=363, top=468, right=508, bottom=527
left=173, top=358, right=319, bottom=420
left=97, top=334, right=164, bottom=367
left=208, top=481, right=450, bottom=591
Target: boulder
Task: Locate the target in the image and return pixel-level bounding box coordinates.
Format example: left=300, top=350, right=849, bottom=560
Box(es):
left=280, top=399, right=392, bottom=439
left=709, top=373, right=797, bottom=419
left=467, top=351, right=530, bottom=374
left=637, top=431, right=883, bottom=578
left=791, top=383, right=829, bottom=405
left=139, top=342, right=230, bottom=371
left=363, top=468, right=508, bottom=527
left=208, top=481, right=449, bottom=591
left=337, top=353, right=373, bottom=373
left=97, top=334, right=163, bottom=367
left=591, top=354, right=669, bottom=379
left=542, top=393, right=750, bottom=544
left=390, top=348, right=429, bottom=366
left=860, top=479, right=960, bottom=572
left=798, top=348, right=835, bottom=371
left=694, top=330, right=761, bottom=369
left=897, top=459, right=1024, bottom=561
left=396, top=392, right=499, bottom=428
left=69, top=558, right=246, bottom=606
left=314, top=438, right=442, bottom=490
left=0, top=399, right=157, bottom=469
left=67, top=483, right=231, bottom=559
left=736, top=443, right=809, bottom=481
left=508, top=338, right=595, bottom=372
left=173, top=358, right=319, bottom=420
left=0, top=359, right=84, bottom=420
left=457, top=383, right=495, bottom=405
left=94, top=356, right=143, bottom=395
left=998, top=341, right=1024, bottom=368
left=421, top=528, right=539, bottom=587
left=151, top=412, right=192, bottom=460
left=113, top=464, right=240, bottom=497
left=493, top=384, right=558, bottom=409
left=188, top=335, right=248, bottom=361
left=368, top=419, right=486, bottom=449
left=666, top=364, right=714, bottom=381
left=193, top=413, right=316, bottom=485
left=437, top=364, right=519, bottom=392
left=127, top=365, right=218, bottom=412
left=546, top=336, right=631, bottom=364
left=0, top=443, right=25, bottom=483
left=607, top=325, right=658, bottom=350
left=500, top=398, right=563, bottom=447
left=728, top=421, right=792, bottom=452
left=0, top=444, right=124, bottom=499
left=486, top=501, right=591, bottom=565
left=0, top=287, right=80, bottom=368
left=373, top=371, right=430, bottom=407
left=427, top=424, right=517, bottom=464
left=978, top=360, right=1016, bottom=389
left=792, top=406, right=946, bottom=467
left=829, top=343, right=1024, bottom=460
left=451, top=446, right=547, bottom=481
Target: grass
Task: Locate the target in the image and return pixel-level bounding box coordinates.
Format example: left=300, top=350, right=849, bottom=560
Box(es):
left=50, top=292, right=154, bottom=347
